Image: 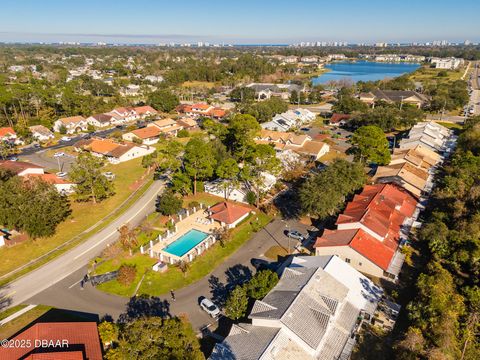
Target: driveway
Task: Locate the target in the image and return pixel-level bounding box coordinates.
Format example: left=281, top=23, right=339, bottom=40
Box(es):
left=27, top=219, right=318, bottom=331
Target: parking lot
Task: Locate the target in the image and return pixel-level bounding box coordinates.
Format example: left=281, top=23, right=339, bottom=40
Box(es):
left=19, top=149, right=77, bottom=172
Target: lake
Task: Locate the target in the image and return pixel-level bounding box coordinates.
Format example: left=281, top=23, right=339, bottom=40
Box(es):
left=312, top=61, right=420, bottom=85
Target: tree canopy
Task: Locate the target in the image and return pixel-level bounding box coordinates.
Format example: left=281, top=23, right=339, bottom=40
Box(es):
left=156, top=189, right=183, bottom=216
left=299, top=159, right=366, bottom=219
left=69, top=152, right=115, bottom=203
left=395, top=125, right=480, bottom=359
left=147, top=89, right=179, bottom=113
left=226, top=114, right=261, bottom=160
left=225, top=285, right=249, bottom=320
left=115, top=316, right=204, bottom=360
left=184, top=137, right=216, bottom=194
left=350, top=125, right=391, bottom=165
left=0, top=174, right=71, bottom=238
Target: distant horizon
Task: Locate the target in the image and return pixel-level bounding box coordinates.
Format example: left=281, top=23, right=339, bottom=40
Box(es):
left=0, top=32, right=478, bottom=47
left=1, top=0, right=479, bottom=44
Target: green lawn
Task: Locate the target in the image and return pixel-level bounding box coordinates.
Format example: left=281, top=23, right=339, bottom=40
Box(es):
left=95, top=254, right=157, bottom=297
left=435, top=121, right=463, bottom=130
left=94, top=212, right=272, bottom=297
left=0, top=305, right=27, bottom=321
left=0, top=158, right=151, bottom=281
left=409, top=66, right=463, bottom=82
left=182, top=192, right=225, bottom=207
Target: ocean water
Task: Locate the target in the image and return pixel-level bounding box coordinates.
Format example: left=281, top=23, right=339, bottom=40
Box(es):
left=312, top=61, right=420, bottom=84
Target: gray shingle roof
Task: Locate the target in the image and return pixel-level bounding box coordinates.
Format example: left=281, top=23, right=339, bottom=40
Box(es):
left=210, top=256, right=381, bottom=360
left=209, top=324, right=280, bottom=360
left=281, top=292, right=332, bottom=348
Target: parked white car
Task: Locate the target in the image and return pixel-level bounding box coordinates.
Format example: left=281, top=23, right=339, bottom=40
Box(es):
left=60, top=136, right=72, bottom=142
left=200, top=297, right=220, bottom=318
left=53, top=152, right=65, bottom=158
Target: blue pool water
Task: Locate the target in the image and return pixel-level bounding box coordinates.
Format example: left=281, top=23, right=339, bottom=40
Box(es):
left=312, top=61, right=420, bottom=85
left=163, top=229, right=209, bottom=257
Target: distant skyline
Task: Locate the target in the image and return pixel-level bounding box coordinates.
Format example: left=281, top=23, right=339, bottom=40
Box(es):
left=1, top=0, right=479, bottom=44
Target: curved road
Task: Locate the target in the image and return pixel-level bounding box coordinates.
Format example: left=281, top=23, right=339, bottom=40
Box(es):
left=0, top=180, right=165, bottom=309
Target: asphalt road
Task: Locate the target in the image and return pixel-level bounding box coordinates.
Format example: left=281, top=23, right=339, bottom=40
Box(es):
left=19, top=127, right=119, bottom=156
left=0, top=179, right=165, bottom=310
left=27, top=219, right=316, bottom=330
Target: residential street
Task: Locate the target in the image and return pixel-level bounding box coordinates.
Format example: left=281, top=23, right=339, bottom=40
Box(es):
left=0, top=179, right=165, bottom=310
left=27, top=219, right=317, bottom=331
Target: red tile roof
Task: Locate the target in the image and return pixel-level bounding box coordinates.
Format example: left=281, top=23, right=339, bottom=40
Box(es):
left=176, top=104, right=193, bottom=113
left=336, top=183, right=417, bottom=238
left=75, top=137, right=136, bottom=158
left=131, top=126, right=162, bottom=139
left=26, top=173, right=73, bottom=185
left=192, top=103, right=211, bottom=110
left=0, top=322, right=102, bottom=360
left=134, top=105, right=157, bottom=115
left=0, top=127, right=16, bottom=137
left=27, top=351, right=84, bottom=359
left=112, top=106, right=134, bottom=114
left=212, top=108, right=227, bottom=118
left=176, top=104, right=226, bottom=118
left=330, top=113, right=351, bottom=124
left=315, top=228, right=396, bottom=271
left=209, top=202, right=251, bottom=225
left=0, top=160, right=43, bottom=174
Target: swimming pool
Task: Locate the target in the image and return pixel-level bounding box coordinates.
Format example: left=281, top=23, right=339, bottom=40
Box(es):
left=162, top=229, right=209, bottom=257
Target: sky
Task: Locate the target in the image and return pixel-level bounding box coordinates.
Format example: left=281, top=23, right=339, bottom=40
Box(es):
left=0, top=0, right=479, bottom=44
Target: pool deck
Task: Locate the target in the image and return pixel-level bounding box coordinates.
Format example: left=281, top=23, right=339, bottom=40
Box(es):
left=150, top=209, right=221, bottom=255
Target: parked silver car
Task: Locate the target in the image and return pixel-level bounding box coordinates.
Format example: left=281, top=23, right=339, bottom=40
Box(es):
left=200, top=297, right=220, bottom=318
left=286, top=230, right=304, bottom=241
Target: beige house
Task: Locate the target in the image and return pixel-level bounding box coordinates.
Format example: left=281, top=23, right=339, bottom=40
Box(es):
left=372, top=162, right=429, bottom=198
left=148, top=119, right=183, bottom=136
left=390, top=145, right=442, bottom=171
left=29, top=125, right=54, bottom=142
left=255, top=130, right=330, bottom=161
left=53, top=116, right=87, bottom=134
left=315, top=230, right=391, bottom=279
left=122, top=126, right=162, bottom=145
